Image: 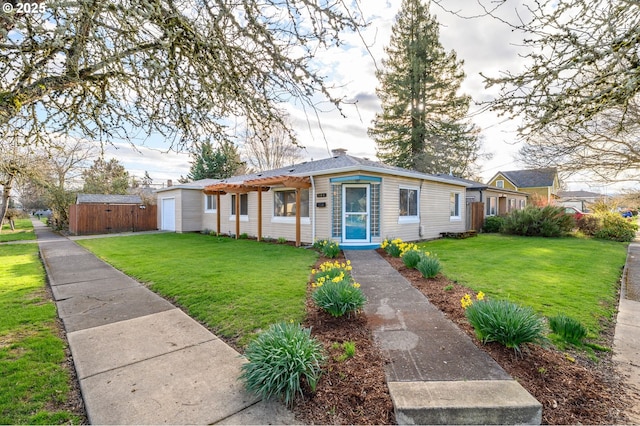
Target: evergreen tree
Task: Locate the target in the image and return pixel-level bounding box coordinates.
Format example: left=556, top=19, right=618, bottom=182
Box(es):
left=187, top=141, right=245, bottom=181
left=82, top=158, right=130, bottom=194
left=369, top=0, right=482, bottom=177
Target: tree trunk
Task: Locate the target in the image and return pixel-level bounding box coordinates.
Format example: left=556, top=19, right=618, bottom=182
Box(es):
left=0, top=175, right=14, bottom=234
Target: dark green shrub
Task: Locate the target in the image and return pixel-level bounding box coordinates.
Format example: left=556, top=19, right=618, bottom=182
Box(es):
left=576, top=215, right=601, bottom=236
left=593, top=212, right=637, bottom=242
left=549, top=314, right=588, bottom=344
left=240, top=322, right=326, bottom=407
left=501, top=205, right=575, bottom=237
left=465, top=299, right=548, bottom=355
left=416, top=255, right=442, bottom=278
left=402, top=249, right=423, bottom=269
left=482, top=216, right=505, bottom=233
left=312, top=278, right=366, bottom=317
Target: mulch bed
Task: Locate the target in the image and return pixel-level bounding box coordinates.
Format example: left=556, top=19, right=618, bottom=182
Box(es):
left=293, top=251, right=632, bottom=424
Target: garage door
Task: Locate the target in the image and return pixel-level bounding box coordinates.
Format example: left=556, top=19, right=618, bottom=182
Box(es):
left=161, top=198, right=176, bottom=231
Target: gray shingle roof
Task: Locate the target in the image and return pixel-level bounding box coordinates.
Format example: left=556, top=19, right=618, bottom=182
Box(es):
left=499, top=168, right=557, bottom=188
left=558, top=190, right=602, bottom=199
left=76, top=194, right=143, bottom=204
left=158, top=155, right=470, bottom=191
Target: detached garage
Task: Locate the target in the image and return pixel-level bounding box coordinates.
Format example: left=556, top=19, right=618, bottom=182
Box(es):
left=156, top=179, right=219, bottom=232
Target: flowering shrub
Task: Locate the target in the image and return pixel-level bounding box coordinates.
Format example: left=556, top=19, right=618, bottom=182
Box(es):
left=312, top=239, right=341, bottom=258
left=381, top=238, right=419, bottom=257
left=240, top=322, right=326, bottom=407
left=460, top=291, right=485, bottom=309
left=311, top=261, right=365, bottom=317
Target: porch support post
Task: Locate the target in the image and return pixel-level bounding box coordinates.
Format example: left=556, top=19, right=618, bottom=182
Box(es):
left=235, top=193, right=240, bottom=239
left=216, top=192, right=221, bottom=235
left=257, top=187, right=262, bottom=242
left=295, top=188, right=301, bottom=247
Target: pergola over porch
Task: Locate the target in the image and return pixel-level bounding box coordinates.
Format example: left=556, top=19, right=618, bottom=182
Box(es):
left=203, top=175, right=312, bottom=247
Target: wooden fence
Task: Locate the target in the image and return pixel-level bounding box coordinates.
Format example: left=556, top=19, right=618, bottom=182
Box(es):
left=69, top=204, right=157, bottom=236
left=467, top=201, right=485, bottom=231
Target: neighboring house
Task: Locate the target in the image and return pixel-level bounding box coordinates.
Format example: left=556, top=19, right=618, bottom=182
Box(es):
left=557, top=190, right=602, bottom=212
left=487, top=168, right=561, bottom=205
left=436, top=174, right=528, bottom=215
left=435, top=174, right=528, bottom=230
left=156, top=150, right=470, bottom=248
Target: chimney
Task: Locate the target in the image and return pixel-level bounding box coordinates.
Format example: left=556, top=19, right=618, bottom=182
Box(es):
left=331, top=148, right=348, bottom=157
left=167, top=179, right=173, bottom=187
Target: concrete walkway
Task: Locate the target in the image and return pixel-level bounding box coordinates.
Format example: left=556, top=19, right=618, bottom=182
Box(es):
left=614, top=235, right=640, bottom=424
left=345, top=250, right=542, bottom=425
left=32, top=219, right=295, bottom=425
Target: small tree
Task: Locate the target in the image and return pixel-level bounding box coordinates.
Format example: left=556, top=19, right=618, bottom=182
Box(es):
left=186, top=141, right=245, bottom=181
left=82, top=158, right=130, bottom=195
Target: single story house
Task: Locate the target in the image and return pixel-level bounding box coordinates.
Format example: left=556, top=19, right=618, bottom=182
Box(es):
left=557, top=190, right=602, bottom=212
left=156, top=150, right=470, bottom=248
left=487, top=168, right=560, bottom=205
left=434, top=174, right=528, bottom=230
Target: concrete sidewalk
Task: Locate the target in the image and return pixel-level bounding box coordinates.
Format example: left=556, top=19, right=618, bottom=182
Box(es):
left=345, top=250, right=542, bottom=425
left=613, top=238, right=640, bottom=424
left=33, top=220, right=295, bottom=425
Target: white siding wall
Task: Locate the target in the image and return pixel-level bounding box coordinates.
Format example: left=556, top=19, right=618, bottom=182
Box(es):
left=179, top=190, right=204, bottom=232
left=421, top=182, right=466, bottom=239
left=311, top=177, right=332, bottom=241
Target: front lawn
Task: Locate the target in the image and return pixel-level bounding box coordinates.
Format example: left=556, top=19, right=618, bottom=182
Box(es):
left=77, top=233, right=318, bottom=347
left=0, top=218, right=36, bottom=242
left=0, top=244, right=82, bottom=424
left=419, top=234, right=628, bottom=335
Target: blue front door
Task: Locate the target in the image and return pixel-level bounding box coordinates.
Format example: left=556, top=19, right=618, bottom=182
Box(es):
left=342, top=185, right=369, bottom=242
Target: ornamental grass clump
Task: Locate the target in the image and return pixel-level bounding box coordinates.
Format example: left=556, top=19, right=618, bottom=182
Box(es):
left=549, top=314, right=588, bottom=344
left=240, top=322, right=326, bottom=407
left=465, top=299, right=548, bottom=355
left=401, top=249, right=423, bottom=269
left=416, top=254, right=442, bottom=278
left=311, top=261, right=366, bottom=317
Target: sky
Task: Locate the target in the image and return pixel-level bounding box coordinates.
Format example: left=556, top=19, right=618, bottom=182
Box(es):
left=100, top=1, right=614, bottom=193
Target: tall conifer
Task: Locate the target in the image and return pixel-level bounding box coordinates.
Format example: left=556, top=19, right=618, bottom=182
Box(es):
left=369, top=0, right=482, bottom=177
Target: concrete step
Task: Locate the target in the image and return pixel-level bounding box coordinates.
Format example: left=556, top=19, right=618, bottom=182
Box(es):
left=389, top=380, right=542, bottom=425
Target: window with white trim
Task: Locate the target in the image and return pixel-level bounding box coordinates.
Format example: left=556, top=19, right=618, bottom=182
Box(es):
left=399, top=187, right=418, bottom=217
left=273, top=189, right=309, bottom=217
left=486, top=197, right=497, bottom=216
left=204, top=194, right=217, bottom=212
left=519, top=199, right=526, bottom=209
left=496, top=180, right=504, bottom=188
left=508, top=198, right=516, bottom=211
left=450, top=192, right=461, bottom=219
left=231, top=194, right=248, bottom=216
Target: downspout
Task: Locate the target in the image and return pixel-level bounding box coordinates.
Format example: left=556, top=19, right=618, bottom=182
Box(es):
left=418, top=179, right=424, bottom=239
left=310, top=175, right=316, bottom=243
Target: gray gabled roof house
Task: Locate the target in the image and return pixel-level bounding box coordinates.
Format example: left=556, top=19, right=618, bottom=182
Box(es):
left=156, top=150, right=470, bottom=248
left=487, top=168, right=561, bottom=204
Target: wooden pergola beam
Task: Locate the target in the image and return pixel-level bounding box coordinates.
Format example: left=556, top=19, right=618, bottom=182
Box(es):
left=203, top=175, right=311, bottom=247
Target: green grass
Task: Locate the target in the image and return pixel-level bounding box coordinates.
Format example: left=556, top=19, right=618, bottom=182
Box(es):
left=0, top=244, right=82, bottom=424
left=78, top=233, right=318, bottom=347
left=0, top=218, right=36, bottom=242
left=420, top=234, right=628, bottom=336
